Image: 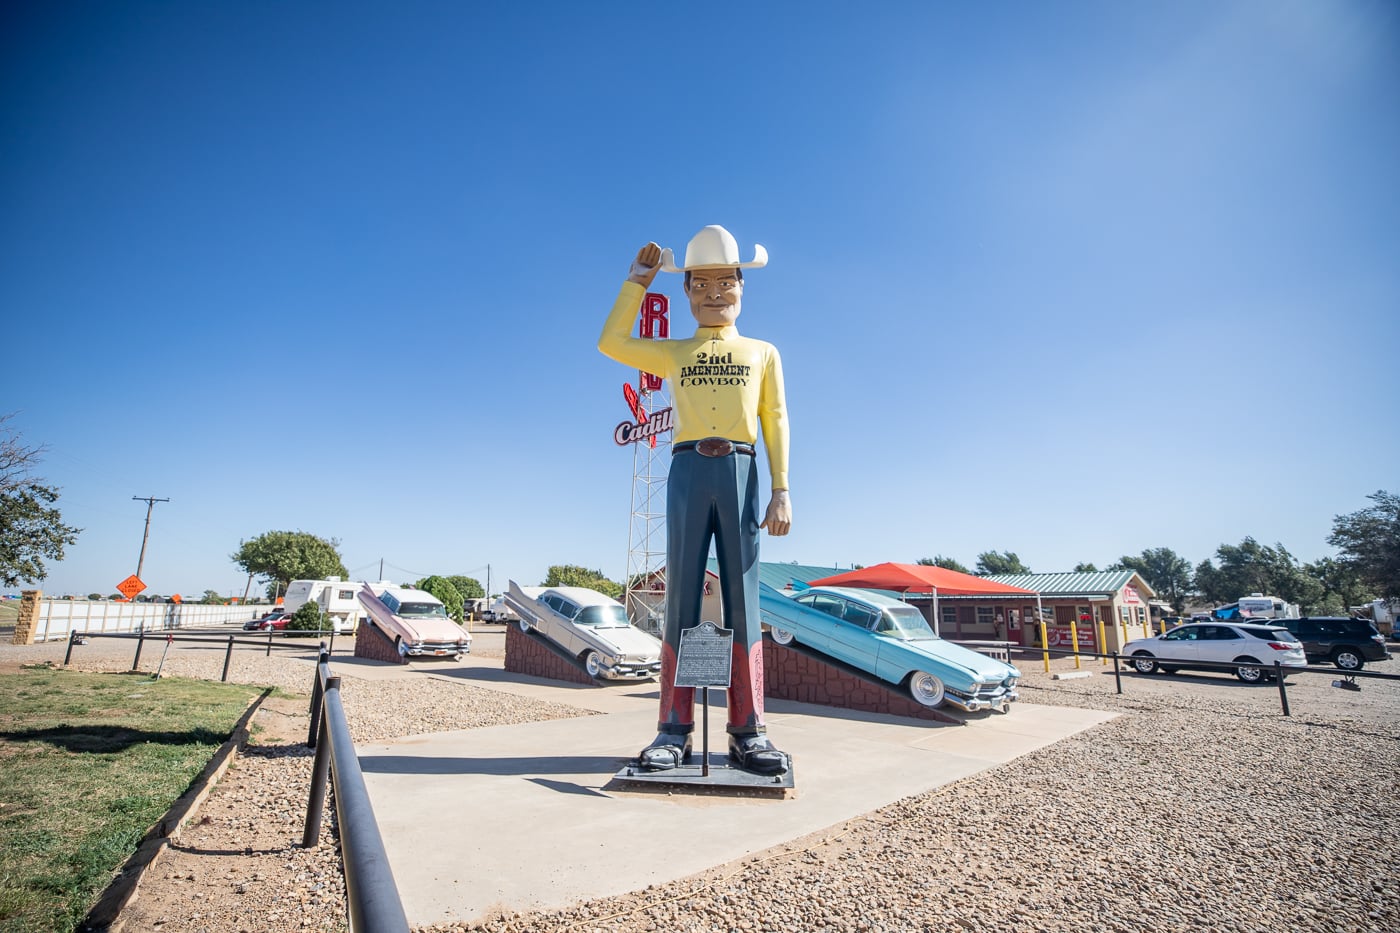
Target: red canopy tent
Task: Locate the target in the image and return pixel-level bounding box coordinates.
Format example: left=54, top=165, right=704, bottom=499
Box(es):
left=808, top=563, right=1036, bottom=596
left=808, top=563, right=1039, bottom=636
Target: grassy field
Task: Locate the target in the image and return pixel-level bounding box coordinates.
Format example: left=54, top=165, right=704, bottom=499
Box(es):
left=0, top=665, right=261, bottom=933
left=0, top=603, right=17, bottom=625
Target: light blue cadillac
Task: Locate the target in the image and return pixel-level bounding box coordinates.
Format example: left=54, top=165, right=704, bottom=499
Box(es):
left=759, top=583, right=1021, bottom=712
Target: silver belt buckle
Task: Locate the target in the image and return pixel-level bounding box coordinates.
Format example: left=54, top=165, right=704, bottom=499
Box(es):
left=696, top=437, right=734, bottom=457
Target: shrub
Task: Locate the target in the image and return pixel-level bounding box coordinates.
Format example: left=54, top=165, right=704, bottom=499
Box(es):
left=287, top=600, right=323, bottom=636
left=416, top=575, right=465, bottom=623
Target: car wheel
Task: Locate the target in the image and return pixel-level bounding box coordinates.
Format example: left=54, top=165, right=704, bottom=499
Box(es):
left=1234, top=659, right=1264, bottom=683
left=1131, top=652, right=1158, bottom=675
left=907, top=671, right=946, bottom=708
left=583, top=650, right=602, bottom=678
left=517, top=618, right=530, bottom=633
left=770, top=626, right=796, bottom=646
left=396, top=637, right=408, bottom=658
left=1332, top=647, right=1364, bottom=671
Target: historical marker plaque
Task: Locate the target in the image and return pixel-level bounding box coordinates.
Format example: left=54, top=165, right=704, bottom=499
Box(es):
left=674, top=621, right=733, bottom=688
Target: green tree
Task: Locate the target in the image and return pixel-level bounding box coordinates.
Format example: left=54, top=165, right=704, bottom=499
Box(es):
left=446, top=575, right=484, bottom=600
left=230, top=531, right=348, bottom=598
left=0, top=415, right=81, bottom=587
left=199, top=590, right=227, bottom=605
left=1111, top=548, right=1193, bottom=614
left=416, top=575, right=465, bottom=622
left=286, top=600, right=323, bottom=635
left=86, top=593, right=103, bottom=601
left=975, top=551, right=1030, bottom=576
left=917, top=555, right=971, bottom=574
left=1302, top=556, right=1369, bottom=616
left=1193, top=538, right=1322, bottom=609
left=1073, top=562, right=1099, bottom=573
left=1327, top=490, right=1400, bottom=600
left=544, top=564, right=623, bottom=600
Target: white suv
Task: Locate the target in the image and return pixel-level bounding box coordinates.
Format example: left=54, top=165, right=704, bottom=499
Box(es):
left=1123, top=622, right=1306, bottom=683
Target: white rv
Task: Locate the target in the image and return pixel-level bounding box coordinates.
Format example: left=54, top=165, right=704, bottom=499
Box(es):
left=281, top=577, right=367, bottom=633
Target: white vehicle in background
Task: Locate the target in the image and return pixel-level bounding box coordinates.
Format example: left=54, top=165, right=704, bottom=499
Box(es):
left=504, top=581, right=662, bottom=679
left=358, top=582, right=471, bottom=659
left=481, top=596, right=519, bottom=623
left=281, top=577, right=366, bottom=633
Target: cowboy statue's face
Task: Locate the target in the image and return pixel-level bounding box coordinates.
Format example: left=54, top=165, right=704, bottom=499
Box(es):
left=686, top=268, right=744, bottom=328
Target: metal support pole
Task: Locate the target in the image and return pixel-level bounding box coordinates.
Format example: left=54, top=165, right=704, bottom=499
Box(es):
left=303, top=679, right=337, bottom=848
left=308, top=648, right=329, bottom=747
left=221, top=635, right=234, bottom=682
left=1275, top=662, right=1290, bottom=716
left=132, top=631, right=146, bottom=671
left=65, top=630, right=78, bottom=665
left=266, top=628, right=273, bottom=656
left=701, top=687, right=711, bottom=778
left=1112, top=652, right=1122, bottom=694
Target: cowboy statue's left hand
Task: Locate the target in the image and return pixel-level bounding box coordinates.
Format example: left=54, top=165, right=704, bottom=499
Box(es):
left=760, top=489, right=792, bottom=537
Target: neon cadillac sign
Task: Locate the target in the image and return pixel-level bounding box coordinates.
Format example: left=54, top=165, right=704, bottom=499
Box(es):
left=614, top=292, right=675, bottom=447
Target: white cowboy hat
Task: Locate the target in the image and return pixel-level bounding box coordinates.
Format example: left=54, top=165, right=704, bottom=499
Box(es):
left=660, top=225, right=768, bottom=273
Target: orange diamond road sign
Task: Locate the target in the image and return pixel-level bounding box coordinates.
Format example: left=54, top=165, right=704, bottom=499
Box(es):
left=116, top=575, right=146, bottom=599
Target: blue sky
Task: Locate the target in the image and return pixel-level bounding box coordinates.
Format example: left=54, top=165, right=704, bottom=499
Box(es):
left=3, top=1, right=1397, bottom=599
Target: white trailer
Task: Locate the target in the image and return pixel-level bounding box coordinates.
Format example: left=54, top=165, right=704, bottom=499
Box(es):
left=281, top=577, right=366, bottom=633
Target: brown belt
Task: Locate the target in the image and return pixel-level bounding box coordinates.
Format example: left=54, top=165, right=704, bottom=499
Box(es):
left=675, top=437, right=756, bottom=458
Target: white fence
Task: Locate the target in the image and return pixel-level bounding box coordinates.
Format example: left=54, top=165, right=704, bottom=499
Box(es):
left=29, top=599, right=264, bottom=643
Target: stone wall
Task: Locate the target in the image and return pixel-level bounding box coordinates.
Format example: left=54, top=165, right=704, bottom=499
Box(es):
left=354, top=621, right=408, bottom=665
left=762, top=636, right=960, bottom=724
left=504, top=624, right=597, bottom=686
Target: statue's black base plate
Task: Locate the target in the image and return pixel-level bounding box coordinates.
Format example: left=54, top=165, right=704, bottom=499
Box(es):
left=613, top=754, right=795, bottom=791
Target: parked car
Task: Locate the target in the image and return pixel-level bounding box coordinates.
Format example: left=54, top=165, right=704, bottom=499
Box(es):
left=758, top=583, right=1020, bottom=712
left=504, top=581, right=662, bottom=679
left=1122, top=621, right=1305, bottom=683
left=1276, top=617, right=1390, bottom=671
left=244, top=610, right=290, bottom=631
left=358, top=583, right=471, bottom=659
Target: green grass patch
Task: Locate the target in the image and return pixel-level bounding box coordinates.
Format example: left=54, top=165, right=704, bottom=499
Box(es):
left=0, top=668, right=260, bottom=933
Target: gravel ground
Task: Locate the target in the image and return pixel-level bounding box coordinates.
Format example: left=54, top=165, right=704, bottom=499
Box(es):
left=4, top=635, right=1398, bottom=933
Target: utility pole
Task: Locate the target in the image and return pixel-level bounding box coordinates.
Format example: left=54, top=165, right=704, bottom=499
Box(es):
left=132, top=496, right=170, bottom=580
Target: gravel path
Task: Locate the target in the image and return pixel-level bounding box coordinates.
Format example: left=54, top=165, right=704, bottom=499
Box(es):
left=5, top=636, right=1398, bottom=932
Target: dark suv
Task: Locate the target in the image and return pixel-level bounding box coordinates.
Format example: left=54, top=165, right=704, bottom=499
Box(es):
left=1279, top=617, right=1390, bottom=670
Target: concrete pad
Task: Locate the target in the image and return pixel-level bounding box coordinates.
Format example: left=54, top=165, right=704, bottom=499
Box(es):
left=358, top=696, right=1116, bottom=927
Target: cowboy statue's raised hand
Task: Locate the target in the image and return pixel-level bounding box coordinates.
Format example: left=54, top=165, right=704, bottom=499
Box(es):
left=628, top=242, right=662, bottom=289
left=760, top=489, right=792, bottom=537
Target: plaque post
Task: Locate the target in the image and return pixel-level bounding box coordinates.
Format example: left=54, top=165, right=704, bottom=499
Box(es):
left=701, top=686, right=710, bottom=777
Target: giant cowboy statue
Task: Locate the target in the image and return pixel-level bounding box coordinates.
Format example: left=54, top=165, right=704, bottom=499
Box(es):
left=599, top=225, right=792, bottom=776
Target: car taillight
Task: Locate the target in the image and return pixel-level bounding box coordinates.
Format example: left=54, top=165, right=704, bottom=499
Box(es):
left=1268, top=642, right=1296, bottom=650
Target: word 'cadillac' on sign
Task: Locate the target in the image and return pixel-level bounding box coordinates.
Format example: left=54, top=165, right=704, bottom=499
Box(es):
left=614, top=406, right=674, bottom=446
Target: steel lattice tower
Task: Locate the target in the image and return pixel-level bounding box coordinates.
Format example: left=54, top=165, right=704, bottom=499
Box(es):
left=623, top=379, right=671, bottom=636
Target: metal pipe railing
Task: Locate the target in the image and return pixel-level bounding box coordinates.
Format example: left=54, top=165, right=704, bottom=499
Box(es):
left=303, top=652, right=409, bottom=933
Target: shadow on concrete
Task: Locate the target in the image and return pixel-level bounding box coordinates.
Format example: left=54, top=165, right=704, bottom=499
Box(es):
left=359, top=753, right=629, bottom=778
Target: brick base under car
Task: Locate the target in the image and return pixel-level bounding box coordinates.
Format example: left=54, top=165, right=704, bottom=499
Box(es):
left=504, top=623, right=599, bottom=686
left=355, top=621, right=408, bottom=665
left=761, top=636, right=962, bottom=725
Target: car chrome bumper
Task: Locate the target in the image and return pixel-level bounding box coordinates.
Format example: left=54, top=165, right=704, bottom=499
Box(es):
left=601, top=663, right=662, bottom=680
left=405, top=644, right=470, bottom=657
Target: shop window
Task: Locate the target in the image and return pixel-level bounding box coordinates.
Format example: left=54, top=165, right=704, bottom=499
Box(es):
left=976, top=607, right=996, bottom=627
left=941, top=606, right=958, bottom=629
left=1136, top=606, right=1146, bottom=624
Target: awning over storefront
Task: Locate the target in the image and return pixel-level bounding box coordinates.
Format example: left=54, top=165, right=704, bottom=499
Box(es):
left=808, top=563, right=1037, bottom=597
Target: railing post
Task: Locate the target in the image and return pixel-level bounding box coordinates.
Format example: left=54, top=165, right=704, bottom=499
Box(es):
left=308, top=647, right=330, bottom=747
left=266, top=628, right=273, bottom=657
left=303, top=677, right=337, bottom=848
left=221, top=635, right=234, bottom=682
left=132, top=631, right=146, bottom=671
left=1275, top=661, right=1290, bottom=716
left=1112, top=652, right=1122, bottom=694
left=64, top=629, right=78, bottom=665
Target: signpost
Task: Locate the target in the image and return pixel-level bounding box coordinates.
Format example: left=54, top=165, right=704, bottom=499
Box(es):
left=676, top=621, right=734, bottom=777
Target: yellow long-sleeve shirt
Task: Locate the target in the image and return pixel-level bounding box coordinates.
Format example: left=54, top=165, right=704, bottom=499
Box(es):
left=599, top=280, right=789, bottom=489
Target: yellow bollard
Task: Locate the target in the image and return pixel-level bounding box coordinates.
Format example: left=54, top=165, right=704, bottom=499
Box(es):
left=1069, top=618, right=1081, bottom=669
left=1039, top=620, right=1050, bottom=673
left=1097, top=618, right=1108, bottom=665
left=1141, top=616, right=1150, bottom=639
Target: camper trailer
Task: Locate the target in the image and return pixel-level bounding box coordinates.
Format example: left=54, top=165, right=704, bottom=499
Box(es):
left=281, top=577, right=366, bottom=633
